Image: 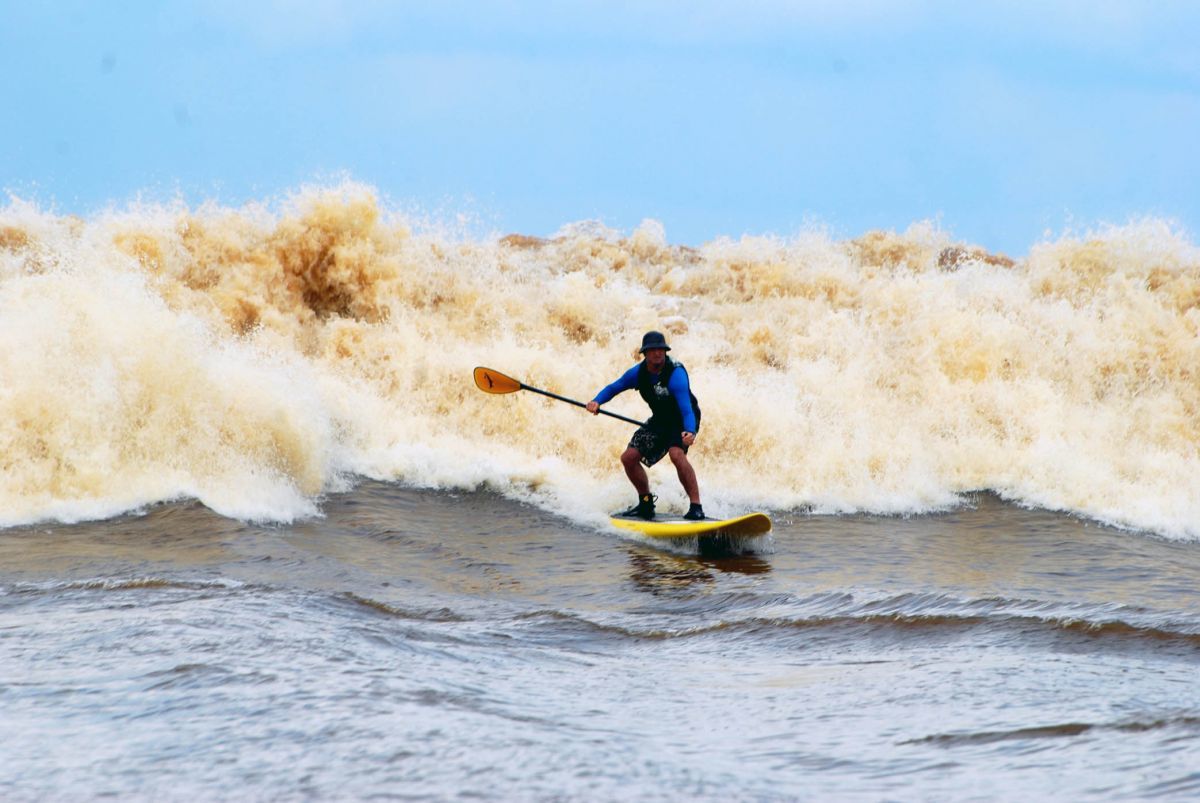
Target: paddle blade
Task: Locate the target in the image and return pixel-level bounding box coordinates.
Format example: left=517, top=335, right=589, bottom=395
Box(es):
left=473, top=367, right=522, bottom=394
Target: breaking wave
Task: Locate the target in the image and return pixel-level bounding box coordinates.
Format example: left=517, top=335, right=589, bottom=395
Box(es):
left=1, top=183, right=1197, bottom=538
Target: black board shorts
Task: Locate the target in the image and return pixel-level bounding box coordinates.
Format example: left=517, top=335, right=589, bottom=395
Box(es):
left=628, top=422, right=689, bottom=467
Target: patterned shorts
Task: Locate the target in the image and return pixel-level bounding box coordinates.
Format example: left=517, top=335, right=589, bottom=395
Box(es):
left=628, top=423, right=689, bottom=467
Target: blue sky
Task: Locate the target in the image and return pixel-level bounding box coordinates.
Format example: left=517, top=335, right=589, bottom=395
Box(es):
left=3, top=1, right=1198, bottom=255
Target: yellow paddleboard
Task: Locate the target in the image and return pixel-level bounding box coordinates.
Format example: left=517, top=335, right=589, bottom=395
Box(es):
left=610, top=512, right=772, bottom=539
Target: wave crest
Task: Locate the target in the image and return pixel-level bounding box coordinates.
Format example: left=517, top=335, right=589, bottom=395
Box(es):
left=2, top=185, right=1198, bottom=538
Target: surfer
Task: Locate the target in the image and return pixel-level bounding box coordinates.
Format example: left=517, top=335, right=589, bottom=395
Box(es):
left=586, top=331, right=704, bottom=521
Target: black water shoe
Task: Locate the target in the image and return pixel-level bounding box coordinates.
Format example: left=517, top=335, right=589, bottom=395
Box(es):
left=621, top=494, right=657, bottom=520
left=683, top=503, right=706, bottom=521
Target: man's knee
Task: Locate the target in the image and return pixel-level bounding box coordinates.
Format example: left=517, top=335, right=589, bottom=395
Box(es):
left=621, top=448, right=642, bottom=467
left=668, top=447, right=689, bottom=467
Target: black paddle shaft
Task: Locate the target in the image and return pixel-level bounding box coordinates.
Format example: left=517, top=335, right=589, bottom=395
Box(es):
left=520, top=383, right=645, bottom=427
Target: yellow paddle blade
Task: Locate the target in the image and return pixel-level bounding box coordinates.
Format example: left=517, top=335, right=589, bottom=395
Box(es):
left=473, top=367, right=522, bottom=394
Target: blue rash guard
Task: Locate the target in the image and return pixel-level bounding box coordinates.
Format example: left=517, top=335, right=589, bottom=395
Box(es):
left=592, top=362, right=698, bottom=433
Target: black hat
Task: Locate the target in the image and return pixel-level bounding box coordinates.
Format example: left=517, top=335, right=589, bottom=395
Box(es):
left=639, top=331, right=671, bottom=353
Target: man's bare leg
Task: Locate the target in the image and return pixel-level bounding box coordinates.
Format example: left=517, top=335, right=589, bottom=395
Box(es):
left=620, top=447, right=651, bottom=496
left=668, top=447, right=700, bottom=504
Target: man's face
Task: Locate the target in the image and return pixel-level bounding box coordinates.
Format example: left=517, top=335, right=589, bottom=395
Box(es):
left=643, top=348, right=667, bottom=371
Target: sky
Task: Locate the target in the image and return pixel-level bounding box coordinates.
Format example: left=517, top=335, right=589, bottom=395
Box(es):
left=2, top=0, right=1198, bottom=255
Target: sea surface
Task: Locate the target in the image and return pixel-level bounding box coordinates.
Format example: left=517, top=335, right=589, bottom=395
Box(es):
left=3, top=487, right=1199, bottom=800
left=2, top=185, right=1199, bottom=799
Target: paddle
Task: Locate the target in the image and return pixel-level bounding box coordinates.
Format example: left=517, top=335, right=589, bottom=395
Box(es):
left=473, top=367, right=645, bottom=427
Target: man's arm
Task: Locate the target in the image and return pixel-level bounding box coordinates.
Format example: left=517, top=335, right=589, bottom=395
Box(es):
left=667, top=367, right=698, bottom=434
left=586, top=365, right=640, bottom=414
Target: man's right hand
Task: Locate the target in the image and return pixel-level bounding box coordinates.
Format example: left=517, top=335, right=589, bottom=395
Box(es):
left=586, top=401, right=600, bottom=415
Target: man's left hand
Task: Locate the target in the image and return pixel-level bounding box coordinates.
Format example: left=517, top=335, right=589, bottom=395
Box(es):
left=681, top=431, right=695, bottom=446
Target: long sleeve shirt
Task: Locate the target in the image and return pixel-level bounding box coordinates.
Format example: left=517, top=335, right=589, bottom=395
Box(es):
left=592, top=363, right=698, bottom=433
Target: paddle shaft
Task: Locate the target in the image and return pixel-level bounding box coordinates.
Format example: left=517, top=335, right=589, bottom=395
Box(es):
left=520, top=383, right=645, bottom=427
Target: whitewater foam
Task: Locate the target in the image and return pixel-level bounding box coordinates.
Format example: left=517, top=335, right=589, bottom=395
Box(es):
left=1, top=185, right=1197, bottom=539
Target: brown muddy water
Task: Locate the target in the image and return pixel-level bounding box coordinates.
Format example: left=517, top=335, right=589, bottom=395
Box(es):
left=3, top=483, right=1198, bottom=800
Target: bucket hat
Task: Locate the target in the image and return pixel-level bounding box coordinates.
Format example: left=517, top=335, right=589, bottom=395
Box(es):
left=639, top=331, right=671, bottom=353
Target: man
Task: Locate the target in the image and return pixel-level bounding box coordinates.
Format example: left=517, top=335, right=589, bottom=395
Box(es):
left=586, top=331, right=704, bottom=521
